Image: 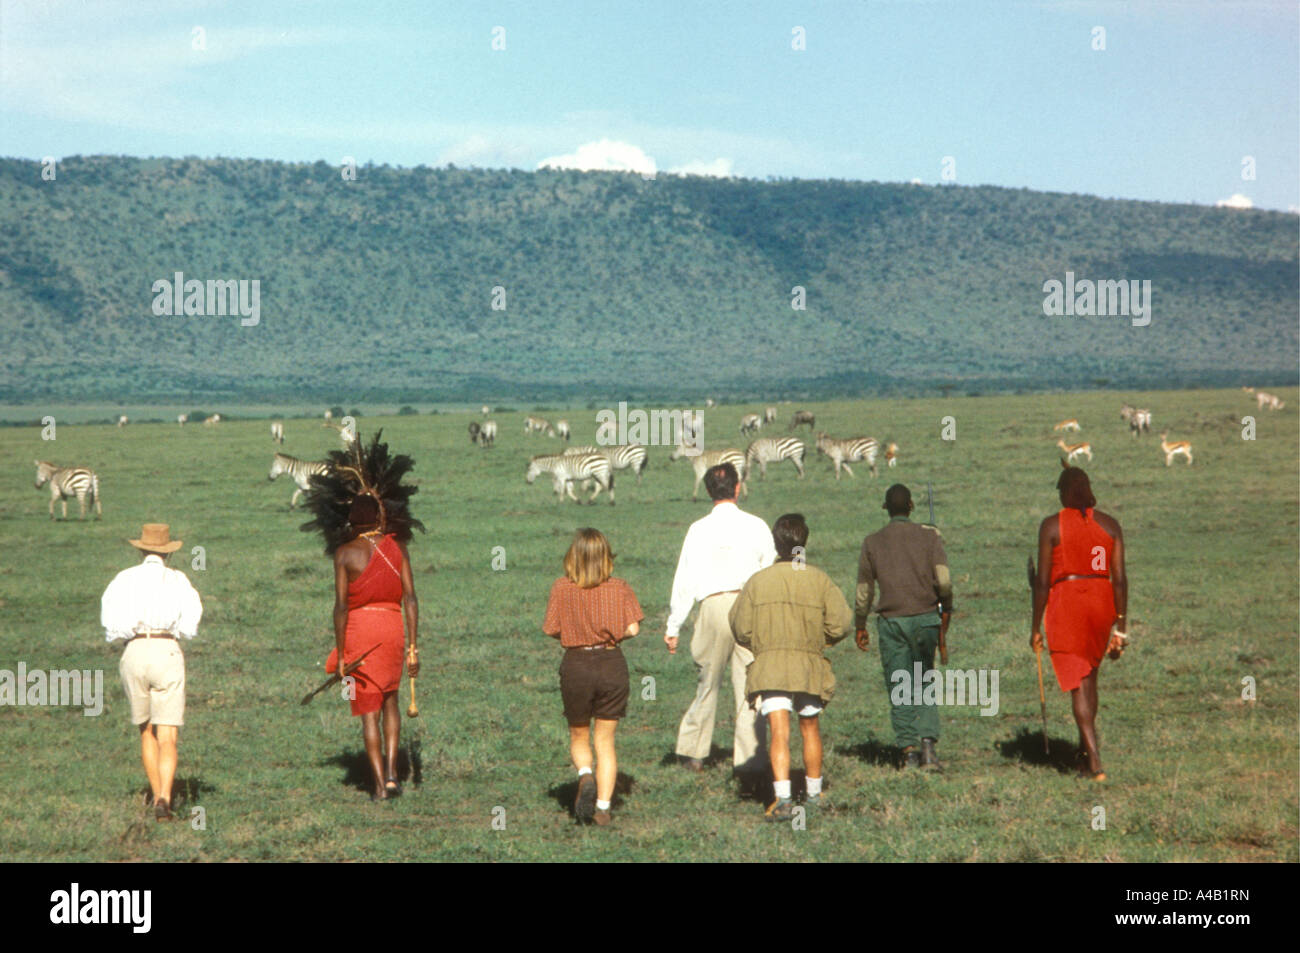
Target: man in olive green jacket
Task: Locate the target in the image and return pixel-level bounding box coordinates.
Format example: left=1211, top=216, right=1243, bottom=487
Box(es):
left=730, top=513, right=853, bottom=820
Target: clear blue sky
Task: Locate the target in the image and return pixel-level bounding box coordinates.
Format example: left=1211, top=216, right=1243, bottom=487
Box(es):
left=2, top=0, right=1296, bottom=210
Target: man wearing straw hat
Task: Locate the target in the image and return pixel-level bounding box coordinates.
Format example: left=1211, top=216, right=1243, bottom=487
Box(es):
left=101, top=524, right=203, bottom=821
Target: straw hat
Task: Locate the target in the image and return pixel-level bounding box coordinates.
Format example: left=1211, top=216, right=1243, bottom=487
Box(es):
left=129, top=523, right=183, bottom=553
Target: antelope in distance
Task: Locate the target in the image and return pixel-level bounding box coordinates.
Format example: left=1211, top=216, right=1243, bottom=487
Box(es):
left=1053, top=418, right=1081, bottom=432
left=116, top=415, right=128, bottom=428
left=270, top=421, right=284, bottom=444
left=1255, top=391, right=1285, bottom=411
left=481, top=405, right=491, bottom=416
left=884, top=442, right=899, bottom=468
left=1160, top=433, right=1193, bottom=467
left=524, top=415, right=555, bottom=436
left=789, top=410, right=816, bottom=431
left=1056, top=438, right=1092, bottom=464
left=203, top=413, right=221, bottom=426
left=177, top=413, right=188, bottom=426
left=1120, top=404, right=1151, bottom=436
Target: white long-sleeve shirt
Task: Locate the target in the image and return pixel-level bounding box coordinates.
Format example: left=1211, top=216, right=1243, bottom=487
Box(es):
left=100, top=555, right=203, bottom=642
left=665, top=501, right=777, bottom=639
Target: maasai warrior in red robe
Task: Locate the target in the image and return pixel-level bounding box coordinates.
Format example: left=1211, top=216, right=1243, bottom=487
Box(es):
left=301, top=431, right=424, bottom=801
left=1031, top=466, right=1128, bottom=781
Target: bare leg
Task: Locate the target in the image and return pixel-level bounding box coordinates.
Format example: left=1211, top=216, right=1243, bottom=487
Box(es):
left=1071, top=669, right=1102, bottom=775
left=138, top=724, right=162, bottom=800
left=381, top=692, right=400, bottom=783
left=154, top=725, right=178, bottom=805
left=569, top=723, right=593, bottom=773
left=767, top=709, right=791, bottom=783
left=798, top=715, right=822, bottom=780
left=592, top=718, right=618, bottom=803
left=361, top=711, right=385, bottom=798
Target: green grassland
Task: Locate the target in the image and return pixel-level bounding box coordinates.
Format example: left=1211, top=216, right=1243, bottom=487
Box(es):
left=0, top=387, right=1295, bottom=862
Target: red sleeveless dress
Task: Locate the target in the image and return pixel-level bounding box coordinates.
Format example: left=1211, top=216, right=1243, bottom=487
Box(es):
left=325, top=534, right=406, bottom=715
left=1044, top=508, right=1116, bottom=692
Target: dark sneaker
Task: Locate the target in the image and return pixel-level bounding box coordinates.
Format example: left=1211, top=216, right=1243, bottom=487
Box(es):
left=921, top=738, right=943, bottom=771
left=805, top=792, right=825, bottom=812
left=764, top=797, right=794, bottom=822
left=593, top=808, right=613, bottom=827
left=154, top=798, right=173, bottom=822
left=574, top=774, right=597, bottom=822
left=903, top=748, right=921, bottom=769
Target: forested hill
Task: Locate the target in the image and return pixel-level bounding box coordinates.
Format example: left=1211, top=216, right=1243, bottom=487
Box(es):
left=1, top=155, right=1295, bottom=403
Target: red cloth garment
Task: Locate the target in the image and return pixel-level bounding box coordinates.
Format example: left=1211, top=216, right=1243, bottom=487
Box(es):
left=325, top=534, right=407, bottom=715
left=1044, top=508, right=1116, bottom=692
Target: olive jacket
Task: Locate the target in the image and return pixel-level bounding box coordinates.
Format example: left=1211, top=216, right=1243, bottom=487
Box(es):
left=728, top=560, right=853, bottom=705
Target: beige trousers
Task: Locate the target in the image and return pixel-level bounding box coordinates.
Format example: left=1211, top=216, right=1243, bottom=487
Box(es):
left=674, top=592, right=765, bottom=769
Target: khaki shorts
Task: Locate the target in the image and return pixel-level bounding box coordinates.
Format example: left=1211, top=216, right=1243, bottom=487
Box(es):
left=119, top=638, right=185, bottom=727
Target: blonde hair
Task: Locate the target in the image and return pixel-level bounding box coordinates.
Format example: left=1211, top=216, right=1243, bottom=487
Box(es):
left=563, top=528, right=614, bottom=589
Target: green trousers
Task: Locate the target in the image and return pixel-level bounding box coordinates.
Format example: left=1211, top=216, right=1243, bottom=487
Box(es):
left=877, top=612, right=941, bottom=749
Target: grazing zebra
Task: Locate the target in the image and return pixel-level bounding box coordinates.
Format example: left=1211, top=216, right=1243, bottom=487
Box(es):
left=669, top=445, right=748, bottom=500
left=268, top=453, right=330, bottom=508
left=764, top=406, right=778, bottom=424
left=1160, top=433, right=1193, bottom=467
left=469, top=420, right=497, bottom=447
left=1256, top=391, right=1285, bottom=411
left=739, top=413, right=762, bottom=435
left=117, top=415, right=128, bottom=428
left=746, top=436, right=805, bottom=479
left=555, top=419, right=571, bottom=442
left=203, top=413, right=221, bottom=426
left=1053, top=418, right=1081, bottom=432
left=34, top=460, right=101, bottom=520
left=526, top=452, right=614, bottom=504
left=815, top=433, right=880, bottom=479
left=789, top=410, right=816, bottom=431
left=177, top=414, right=188, bottom=426
left=565, top=444, right=649, bottom=484
left=270, top=421, right=284, bottom=444
left=1119, top=404, right=1151, bottom=436
left=1057, top=438, right=1093, bottom=464
left=524, top=415, right=555, bottom=436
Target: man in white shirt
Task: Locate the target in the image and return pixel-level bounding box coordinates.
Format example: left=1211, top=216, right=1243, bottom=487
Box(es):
left=101, top=524, right=203, bottom=821
left=665, top=463, right=776, bottom=777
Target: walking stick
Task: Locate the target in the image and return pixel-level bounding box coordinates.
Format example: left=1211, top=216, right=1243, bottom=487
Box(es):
left=406, top=647, right=419, bottom=718
left=1028, top=556, right=1049, bottom=755
left=300, top=643, right=380, bottom=706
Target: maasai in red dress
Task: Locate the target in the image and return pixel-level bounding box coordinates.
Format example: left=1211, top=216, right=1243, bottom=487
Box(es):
left=326, top=533, right=406, bottom=715
left=1044, top=507, right=1116, bottom=692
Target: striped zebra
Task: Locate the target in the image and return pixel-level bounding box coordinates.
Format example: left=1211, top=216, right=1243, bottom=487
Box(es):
left=739, top=413, right=762, bottom=435
left=815, top=433, right=880, bottom=479
left=524, top=415, right=555, bottom=436
left=177, top=414, right=188, bottom=426
left=669, top=445, right=748, bottom=500
left=268, top=452, right=330, bottom=508
left=270, top=421, right=284, bottom=444
left=469, top=420, right=498, bottom=447
left=526, top=452, right=614, bottom=504
left=34, top=460, right=101, bottom=520
left=565, top=444, right=649, bottom=484
left=555, top=419, right=571, bottom=442
left=764, top=406, right=778, bottom=424
left=746, top=436, right=805, bottom=479
left=789, top=410, right=816, bottom=431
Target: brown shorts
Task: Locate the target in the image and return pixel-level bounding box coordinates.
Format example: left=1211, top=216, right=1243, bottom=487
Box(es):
left=560, top=646, right=629, bottom=725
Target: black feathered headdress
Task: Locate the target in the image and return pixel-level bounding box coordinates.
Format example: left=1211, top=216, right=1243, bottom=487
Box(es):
left=299, top=429, right=425, bottom=554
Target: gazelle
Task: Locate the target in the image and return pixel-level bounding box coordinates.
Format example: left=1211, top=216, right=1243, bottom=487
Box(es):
left=1160, top=433, right=1192, bottom=467
left=1056, top=438, right=1092, bottom=464
left=1256, top=391, right=1285, bottom=411
left=1053, top=418, right=1081, bottom=432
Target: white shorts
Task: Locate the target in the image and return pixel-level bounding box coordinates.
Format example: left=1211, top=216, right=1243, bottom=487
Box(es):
left=758, top=692, right=823, bottom=718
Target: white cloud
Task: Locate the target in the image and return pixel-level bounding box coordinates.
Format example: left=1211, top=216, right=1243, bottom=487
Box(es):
left=667, top=157, right=733, bottom=178
left=1215, top=193, right=1253, bottom=209
left=537, top=140, right=657, bottom=176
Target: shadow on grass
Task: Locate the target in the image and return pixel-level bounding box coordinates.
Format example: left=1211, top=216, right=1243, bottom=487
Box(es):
left=321, top=741, right=422, bottom=794
left=839, top=735, right=904, bottom=769
left=136, top=775, right=215, bottom=811
left=548, top=772, right=637, bottom=820
left=657, top=743, right=733, bottom=769
left=996, top=728, right=1081, bottom=774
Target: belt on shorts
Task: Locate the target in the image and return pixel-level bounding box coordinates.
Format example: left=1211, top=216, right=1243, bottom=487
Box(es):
left=1051, top=573, right=1109, bottom=586
left=703, top=589, right=741, bottom=600
left=574, top=643, right=619, bottom=651
left=127, top=631, right=176, bottom=642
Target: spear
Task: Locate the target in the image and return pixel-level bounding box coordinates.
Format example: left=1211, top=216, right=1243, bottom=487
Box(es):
left=1027, top=556, right=1049, bottom=755
left=300, top=643, right=380, bottom=706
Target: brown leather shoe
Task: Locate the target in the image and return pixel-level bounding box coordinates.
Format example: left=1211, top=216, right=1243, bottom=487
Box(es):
left=593, top=808, right=612, bottom=826
left=154, top=798, right=173, bottom=822
left=680, top=756, right=705, bottom=773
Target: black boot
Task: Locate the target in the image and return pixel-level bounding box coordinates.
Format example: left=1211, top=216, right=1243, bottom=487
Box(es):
left=920, top=738, right=942, bottom=771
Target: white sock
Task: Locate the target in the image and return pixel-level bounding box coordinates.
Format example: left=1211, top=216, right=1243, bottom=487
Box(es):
left=577, top=766, right=592, bottom=777
left=773, top=779, right=792, bottom=799
left=806, top=776, right=823, bottom=796
left=595, top=799, right=611, bottom=811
